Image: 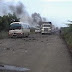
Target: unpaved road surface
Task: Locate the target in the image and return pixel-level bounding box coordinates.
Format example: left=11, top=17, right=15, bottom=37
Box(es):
left=0, top=34, right=72, bottom=72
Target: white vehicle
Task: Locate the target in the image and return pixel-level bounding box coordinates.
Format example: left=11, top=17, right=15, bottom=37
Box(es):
left=8, top=22, right=30, bottom=38
left=35, top=28, right=41, bottom=33
left=41, top=22, right=52, bottom=34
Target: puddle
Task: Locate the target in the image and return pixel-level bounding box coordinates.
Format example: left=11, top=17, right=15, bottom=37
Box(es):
left=0, top=65, right=30, bottom=71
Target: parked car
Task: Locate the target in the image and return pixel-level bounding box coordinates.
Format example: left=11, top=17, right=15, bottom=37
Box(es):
left=35, top=28, right=41, bottom=33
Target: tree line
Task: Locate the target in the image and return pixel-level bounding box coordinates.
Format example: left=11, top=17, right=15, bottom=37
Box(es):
left=60, top=21, right=72, bottom=50
left=0, top=13, right=20, bottom=31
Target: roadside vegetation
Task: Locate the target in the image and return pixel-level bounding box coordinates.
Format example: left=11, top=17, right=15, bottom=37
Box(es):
left=0, top=13, right=20, bottom=39
left=0, top=31, right=8, bottom=39
left=0, top=12, right=43, bottom=39
left=61, top=23, right=72, bottom=52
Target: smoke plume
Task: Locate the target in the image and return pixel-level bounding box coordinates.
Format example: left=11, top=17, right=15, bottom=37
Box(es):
left=0, top=0, right=31, bottom=23
left=9, top=1, right=27, bottom=17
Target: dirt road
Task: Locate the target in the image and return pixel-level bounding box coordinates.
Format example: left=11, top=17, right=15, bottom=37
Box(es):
left=0, top=34, right=72, bottom=72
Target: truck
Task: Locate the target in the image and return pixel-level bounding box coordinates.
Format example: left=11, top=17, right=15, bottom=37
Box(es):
left=41, top=22, right=52, bottom=34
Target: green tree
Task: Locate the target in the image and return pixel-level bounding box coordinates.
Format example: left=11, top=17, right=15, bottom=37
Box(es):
left=67, top=20, right=72, bottom=32
left=0, top=13, right=20, bottom=31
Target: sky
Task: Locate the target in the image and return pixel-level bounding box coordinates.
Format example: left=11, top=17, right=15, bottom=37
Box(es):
left=22, top=0, right=72, bottom=27
left=0, top=0, right=72, bottom=27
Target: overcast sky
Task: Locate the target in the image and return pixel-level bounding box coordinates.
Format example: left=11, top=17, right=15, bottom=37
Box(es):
left=0, top=0, right=72, bottom=27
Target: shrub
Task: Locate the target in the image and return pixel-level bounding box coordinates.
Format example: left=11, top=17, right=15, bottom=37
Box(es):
left=0, top=31, right=8, bottom=39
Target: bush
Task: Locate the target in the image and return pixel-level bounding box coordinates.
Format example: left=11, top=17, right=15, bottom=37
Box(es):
left=0, top=13, right=20, bottom=31
left=65, top=33, right=72, bottom=45
left=0, top=31, right=8, bottom=39
left=61, top=26, right=72, bottom=50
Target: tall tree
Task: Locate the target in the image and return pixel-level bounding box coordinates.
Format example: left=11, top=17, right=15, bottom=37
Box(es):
left=0, top=13, right=20, bottom=31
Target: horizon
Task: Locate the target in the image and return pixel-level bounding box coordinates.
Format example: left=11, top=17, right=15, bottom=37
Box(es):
left=0, top=0, right=72, bottom=27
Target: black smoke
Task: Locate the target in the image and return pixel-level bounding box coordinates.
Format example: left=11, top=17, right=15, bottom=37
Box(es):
left=9, top=1, right=26, bottom=17
left=0, top=0, right=28, bottom=17
left=0, top=0, right=32, bottom=23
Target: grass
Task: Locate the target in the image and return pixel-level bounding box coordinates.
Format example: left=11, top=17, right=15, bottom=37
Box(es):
left=65, top=33, right=72, bottom=48
left=61, top=27, right=72, bottom=51
left=0, top=31, right=8, bottom=39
